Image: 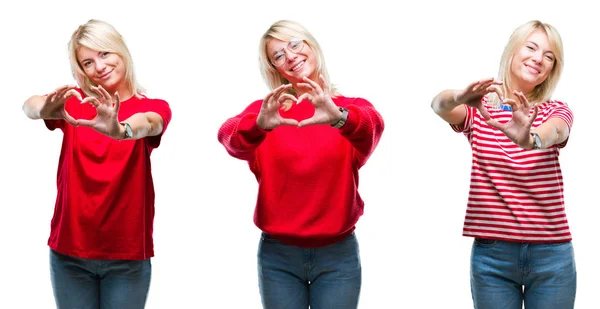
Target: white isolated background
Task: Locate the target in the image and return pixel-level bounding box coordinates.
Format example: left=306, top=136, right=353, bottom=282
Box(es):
left=1, top=0, right=598, bottom=308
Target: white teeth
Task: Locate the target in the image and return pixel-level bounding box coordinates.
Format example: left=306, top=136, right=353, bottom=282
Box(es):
left=292, top=61, right=304, bottom=71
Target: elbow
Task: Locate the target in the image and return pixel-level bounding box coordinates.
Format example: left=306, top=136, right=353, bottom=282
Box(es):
left=145, top=112, right=164, bottom=137
left=431, top=90, right=454, bottom=115
left=23, top=96, right=38, bottom=119
left=431, top=99, right=441, bottom=115
left=431, top=92, right=445, bottom=114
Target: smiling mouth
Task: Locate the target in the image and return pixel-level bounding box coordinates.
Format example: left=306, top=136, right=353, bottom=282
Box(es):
left=98, top=70, right=113, bottom=79
left=290, top=61, right=305, bottom=72
left=525, top=64, right=541, bottom=74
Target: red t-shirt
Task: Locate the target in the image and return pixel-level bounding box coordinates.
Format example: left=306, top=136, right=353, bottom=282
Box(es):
left=218, top=96, right=384, bottom=247
left=44, top=89, right=171, bottom=260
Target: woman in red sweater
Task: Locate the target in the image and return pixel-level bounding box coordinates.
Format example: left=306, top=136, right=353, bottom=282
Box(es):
left=22, top=19, right=171, bottom=309
left=218, top=20, right=384, bottom=308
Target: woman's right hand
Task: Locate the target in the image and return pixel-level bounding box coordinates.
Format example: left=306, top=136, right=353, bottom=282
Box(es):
left=256, top=84, right=299, bottom=130
left=38, top=85, right=80, bottom=125
left=453, top=78, right=504, bottom=120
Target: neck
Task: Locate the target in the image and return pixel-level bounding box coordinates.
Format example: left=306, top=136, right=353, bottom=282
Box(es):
left=506, top=88, right=534, bottom=102
left=105, top=82, right=134, bottom=102
left=508, top=77, right=534, bottom=101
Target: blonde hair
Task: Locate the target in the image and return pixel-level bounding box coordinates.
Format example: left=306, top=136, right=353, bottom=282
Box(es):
left=259, top=20, right=338, bottom=110
left=68, top=19, right=143, bottom=98
left=490, top=20, right=564, bottom=106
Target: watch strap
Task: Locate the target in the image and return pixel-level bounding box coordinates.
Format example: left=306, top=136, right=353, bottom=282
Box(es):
left=121, top=122, right=133, bottom=139
left=331, top=107, right=349, bottom=129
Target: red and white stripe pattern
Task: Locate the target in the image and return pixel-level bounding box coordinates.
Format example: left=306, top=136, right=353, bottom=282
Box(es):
left=451, top=98, right=574, bottom=243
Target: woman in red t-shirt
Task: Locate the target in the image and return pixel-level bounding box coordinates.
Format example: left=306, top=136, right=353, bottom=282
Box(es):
left=22, top=19, right=171, bottom=309
left=431, top=20, right=575, bottom=309
left=218, top=20, right=384, bottom=309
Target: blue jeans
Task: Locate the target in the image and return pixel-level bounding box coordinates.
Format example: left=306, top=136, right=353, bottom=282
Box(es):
left=257, top=232, right=361, bottom=309
left=470, top=238, right=576, bottom=309
left=50, top=249, right=151, bottom=309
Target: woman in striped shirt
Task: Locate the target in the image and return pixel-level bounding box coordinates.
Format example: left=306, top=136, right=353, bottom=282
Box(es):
left=431, top=20, right=575, bottom=309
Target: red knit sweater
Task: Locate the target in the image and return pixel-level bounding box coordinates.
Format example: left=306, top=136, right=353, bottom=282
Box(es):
left=218, top=96, right=384, bottom=247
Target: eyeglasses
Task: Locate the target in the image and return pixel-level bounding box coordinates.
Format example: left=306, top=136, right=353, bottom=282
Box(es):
left=270, top=39, right=305, bottom=67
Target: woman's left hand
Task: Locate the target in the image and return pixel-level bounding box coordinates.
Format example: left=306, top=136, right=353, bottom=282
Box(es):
left=76, top=85, right=124, bottom=139
left=486, top=90, right=538, bottom=149
left=296, top=75, right=343, bottom=128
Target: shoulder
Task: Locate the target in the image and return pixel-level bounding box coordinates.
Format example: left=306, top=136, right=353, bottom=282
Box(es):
left=242, top=99, right=264, bottom=113
left=137, top=94, right=169, bottom=106
left=333, top=96, right=373, bottom=107
left=542, top=99, right=569, bottom=108
left=538, top=99, right=571, bottom=113
left=132, top=95, right=172, bottom=121
left=135, top=95, right=171, bottom=114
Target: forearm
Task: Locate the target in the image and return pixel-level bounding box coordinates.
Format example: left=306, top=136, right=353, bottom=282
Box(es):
left=339, top=104, right=384, bottom=164
left=122, top=112, right=164, bottom=140
left=431, top=90, right=461, bottom=115
left=218, top=113, right=268, bottom=160
left=431, top=89, right=468, bottom=125
left=530, top=118, right=570, bottom=149
left=23, top=95, right=45, bottom=119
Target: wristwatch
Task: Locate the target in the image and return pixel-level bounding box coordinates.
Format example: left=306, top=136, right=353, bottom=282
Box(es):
left=531, top=132, right=541, bottom=149
left=121, top=122, right=133, bottom=140
left=331, top=107, right=349, bottom=129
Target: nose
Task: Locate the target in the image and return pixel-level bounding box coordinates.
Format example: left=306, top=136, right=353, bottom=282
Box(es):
left=95, top=60, right=107, bottom=72
left=531, top=51, right=543, bottom=63
left=284, top=48, right=298, bottom=62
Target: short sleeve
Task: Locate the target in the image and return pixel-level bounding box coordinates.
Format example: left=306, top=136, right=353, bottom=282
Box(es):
left=145, top=99, right=172, bottom=149
left=44, top=119, right=64, bottom=131
left=547, top=101, right=573, bottom=149
left=449, top=105, right=475, bottom=134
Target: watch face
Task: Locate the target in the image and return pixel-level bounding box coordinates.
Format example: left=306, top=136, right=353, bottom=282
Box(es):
left=125, top=123, right=133, bottom=138
left=534, top=134, right=541, bottom=149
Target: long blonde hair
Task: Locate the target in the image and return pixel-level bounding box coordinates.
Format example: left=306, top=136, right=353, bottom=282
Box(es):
left=490, top=20, right=563, bottom=106
left=68, top=19, right=144, bottom=98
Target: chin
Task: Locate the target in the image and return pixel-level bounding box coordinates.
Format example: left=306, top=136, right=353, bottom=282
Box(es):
left=518, top=74, right=540, bottom=86
left=293, top=67, right=313, bottom=78
left=525, top=77, right=544, bottom=87
left=101, top=79, right=121, bottom=91
left=285, top=74, right=303, bottom=83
